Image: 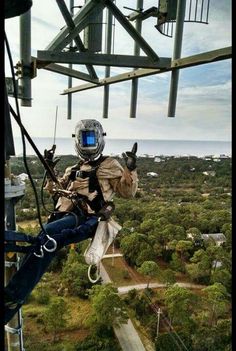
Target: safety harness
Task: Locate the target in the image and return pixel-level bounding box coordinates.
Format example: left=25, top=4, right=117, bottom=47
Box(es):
left=67, top=155, right=108, bottom=212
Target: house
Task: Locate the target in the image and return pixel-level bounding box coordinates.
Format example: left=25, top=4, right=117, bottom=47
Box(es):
left=219, top=154, right=230, bottom=159
left=187, top=232, right=226, bottom=247
left=201, top=233, right=226, bottom=246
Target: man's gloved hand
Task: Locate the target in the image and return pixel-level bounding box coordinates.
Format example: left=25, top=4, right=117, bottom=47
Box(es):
left=122, top=142, right=138, bottom=171
left=44, top=146, right=60, bottom=170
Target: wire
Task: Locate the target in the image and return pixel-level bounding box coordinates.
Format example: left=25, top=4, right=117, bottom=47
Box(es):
left=143, top=291, right=189, bottom=351
left=40, top=172, right=54, bottom=214
left=4, top=31, right=47, bottom=235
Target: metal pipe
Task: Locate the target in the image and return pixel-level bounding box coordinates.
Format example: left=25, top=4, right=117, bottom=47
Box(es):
left=19, top=9, right=31, bottom=107
left=67, top=0, right=74, bottom=120
left=130, top=0, right=143, bottom=118
left=167, top=0, right=187, bottom=117
left=103, top=7, right=113, bottom=118
left=5, top=196, right=25, bottom=351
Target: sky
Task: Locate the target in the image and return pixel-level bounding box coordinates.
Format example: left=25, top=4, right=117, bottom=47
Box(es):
left=4, top=0, right=232, bottom=142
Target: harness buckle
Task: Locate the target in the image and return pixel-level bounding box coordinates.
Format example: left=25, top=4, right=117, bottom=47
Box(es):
left=42, top=235, right=57, bottom=252
left=33, top=246, right=44, bottom=258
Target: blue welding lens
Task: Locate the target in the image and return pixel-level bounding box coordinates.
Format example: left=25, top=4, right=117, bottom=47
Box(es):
left=82, top=131, right=96, bottom=147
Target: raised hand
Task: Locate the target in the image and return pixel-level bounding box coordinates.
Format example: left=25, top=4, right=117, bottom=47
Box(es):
left=44, top=145, right=60, bottom=170
left=122, top=142, right=138, bottom=171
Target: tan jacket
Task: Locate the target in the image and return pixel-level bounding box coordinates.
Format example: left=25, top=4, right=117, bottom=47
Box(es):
left=45, top=156, right=138, bottom=213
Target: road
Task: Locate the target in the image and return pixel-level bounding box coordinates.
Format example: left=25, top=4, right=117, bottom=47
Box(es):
left=100, top=261, right=150, bottom=351
left=113, top=319, right=146, bottom=351
left=118, top=282, right=206, bottom=294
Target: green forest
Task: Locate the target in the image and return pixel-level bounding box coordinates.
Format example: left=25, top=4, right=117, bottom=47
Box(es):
left=8, top=154, right=232, bottom=351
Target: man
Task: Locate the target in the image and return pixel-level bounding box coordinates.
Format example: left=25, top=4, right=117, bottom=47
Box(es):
left=5, top=119, right=138, bottom=324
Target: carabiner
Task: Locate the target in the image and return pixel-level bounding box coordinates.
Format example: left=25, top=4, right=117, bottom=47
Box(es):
left=87, top=264, right=101, bottom=284
left=42, top=235, right=57, bottom=252
left=33, top=246, right=44, bottom=258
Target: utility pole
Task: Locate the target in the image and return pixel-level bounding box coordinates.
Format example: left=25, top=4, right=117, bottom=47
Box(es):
left=112, top=242, right=115, bottom=267
left=156, top=308, right=162, bottom=339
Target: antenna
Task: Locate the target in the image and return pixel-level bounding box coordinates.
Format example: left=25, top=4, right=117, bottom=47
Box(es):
left=53, top=105, right=58, bottom=148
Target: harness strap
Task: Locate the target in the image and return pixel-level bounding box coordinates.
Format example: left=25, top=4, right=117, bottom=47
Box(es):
left=68, top=155, right=108, bottom=212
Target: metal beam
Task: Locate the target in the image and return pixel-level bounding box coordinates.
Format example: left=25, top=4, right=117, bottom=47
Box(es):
left=46, top=0, right=106, bottom=51
left=35, top=60, right=99, bottom=83
left=105, top=0, right=159, bottom=63
left=103, top=7, right=113, bottom=118
left=168, top=0, right=187, bottom=117
left=37, top=51, right=171, bottom=68
left=37, top=46, right=231, bottom=86
left=61, top=46, right=232, bottom=95
left=55, top=0, right=97, bottom=79
left=172, top=46, right=232, bottom=68
left=19, top=9, right=32, bottom=106
left=130, top=0, right=144, bottom=118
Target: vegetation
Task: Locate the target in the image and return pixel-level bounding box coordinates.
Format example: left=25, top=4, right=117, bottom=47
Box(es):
left=8, top=154, right=231, bottom=350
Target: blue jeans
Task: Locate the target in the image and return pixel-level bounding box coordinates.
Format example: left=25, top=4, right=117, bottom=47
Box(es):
left=5, top=213, right=98, bottom=324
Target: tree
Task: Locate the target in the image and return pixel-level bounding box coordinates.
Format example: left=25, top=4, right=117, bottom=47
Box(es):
left=86, top=283, right=128, bottom=334
left=43, top=297, right=69, bottom=341
left=136, top=247, right=156, bottom=266
left=170, top=252, right=185, bottom=273
left=120, top=232, right=152, bottom=266
left=186, top=248, right=212, bottom=284
left=137, top=261, right=159, bottom=288
left=186, top=227, right=201, bottom=241
left=159, top=269, right=176, bottom=286
left=161, top=224, right=186, bottom=246
left=175, top=240, right=194, bottom=264
left=202, top=283, right=229, bottom=327
left=139, top=218, right=156, bottom=233
left=210, top=268, right=231, bottom=294
left=192, top=319, right=232, bottom=351
left=61, top=249, right=92, bottom=297
left=164, top=285, right=198, bottom=329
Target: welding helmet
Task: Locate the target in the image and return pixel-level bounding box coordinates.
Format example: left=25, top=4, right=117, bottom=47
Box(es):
left=74, top=119, right=106, bottom=161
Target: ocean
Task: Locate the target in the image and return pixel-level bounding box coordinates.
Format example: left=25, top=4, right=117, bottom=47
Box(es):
left=12, top=137, right=231, bottom=158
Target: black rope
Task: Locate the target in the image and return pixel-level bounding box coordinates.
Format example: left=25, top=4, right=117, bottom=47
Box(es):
left=8, top=105, right=60, bottom=185
left=4, top=33, right=50, bottom=233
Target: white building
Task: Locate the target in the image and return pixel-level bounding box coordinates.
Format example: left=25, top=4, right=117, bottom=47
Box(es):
left=147, top=172, right=158, bottom=178
left=201, top=233, right=226, bottom=246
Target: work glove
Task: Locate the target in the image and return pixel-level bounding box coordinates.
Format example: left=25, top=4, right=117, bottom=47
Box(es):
left=97, top=201, right=115, bottom=221
left=44, top=146, right=60, bottom=170
left=122, top=142, right=138, bottom=171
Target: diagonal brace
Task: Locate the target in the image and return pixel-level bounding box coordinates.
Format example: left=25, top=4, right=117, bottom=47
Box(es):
left=55, top=0, right=97, bottom=79
left=46, top=0, right=106, bottom=51
left=104, top=0, right=159, bottom=62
